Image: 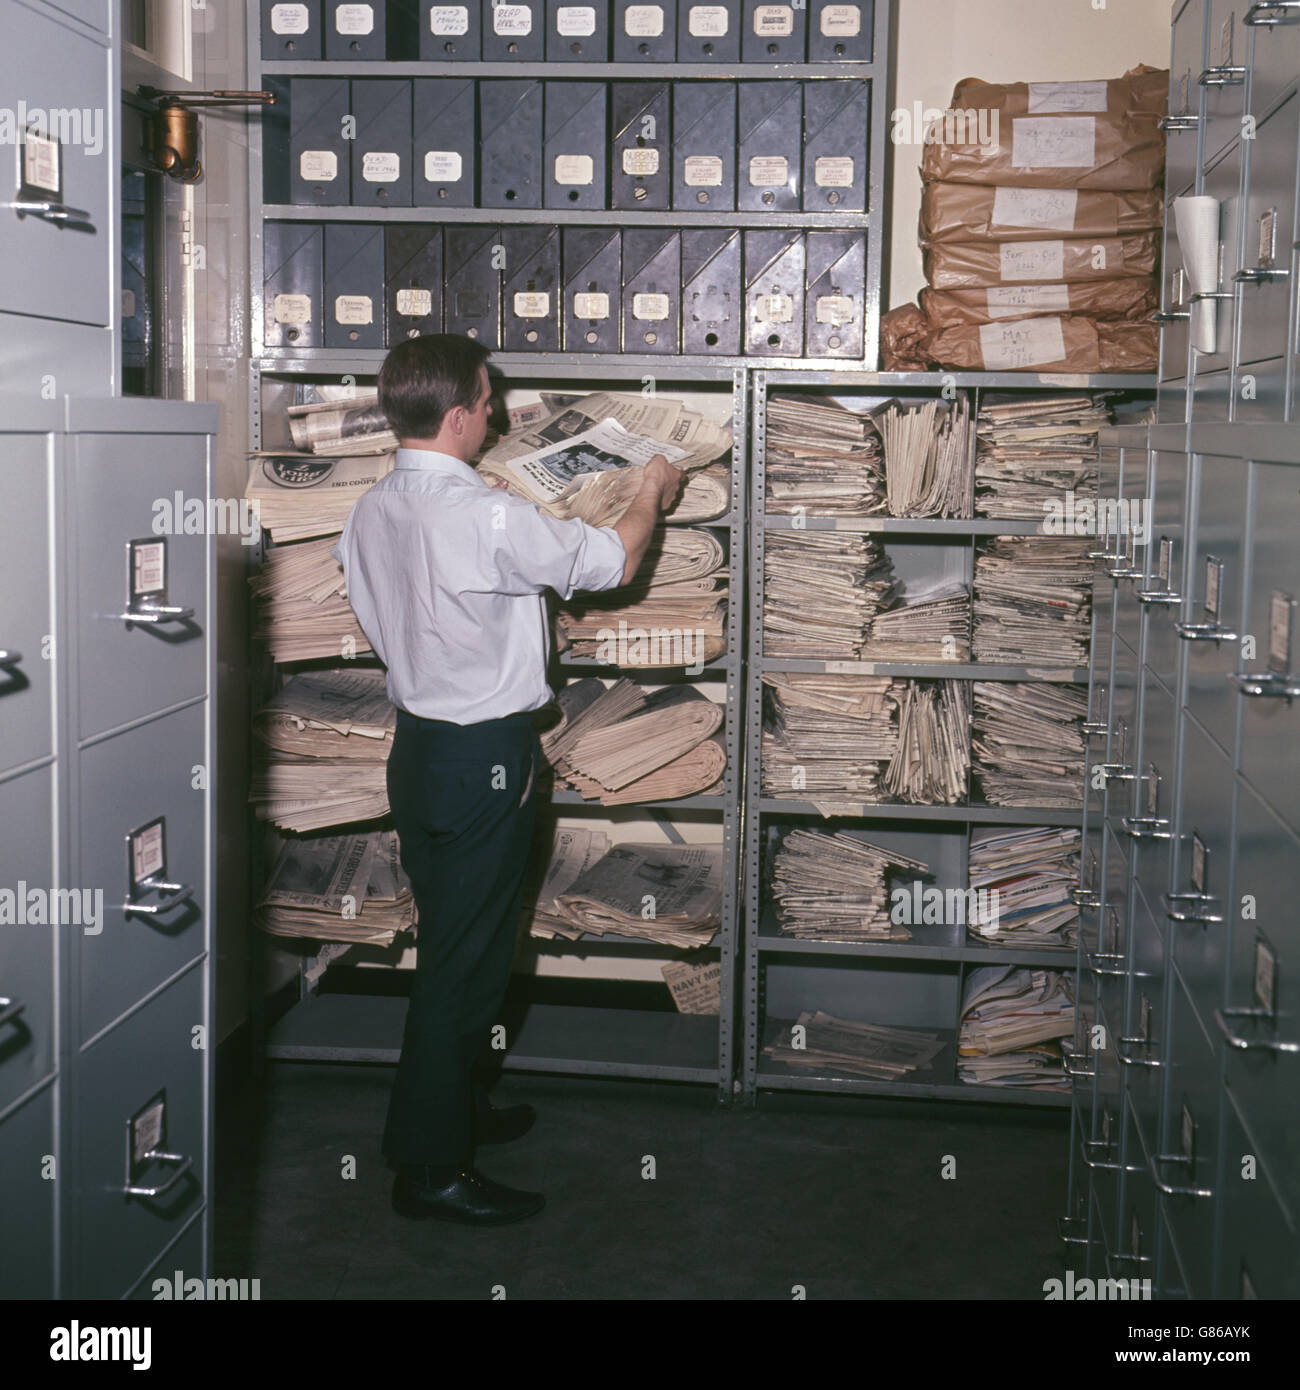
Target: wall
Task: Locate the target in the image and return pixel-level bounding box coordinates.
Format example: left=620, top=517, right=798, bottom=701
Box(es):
left=889, top=0, right=1174, bottom=309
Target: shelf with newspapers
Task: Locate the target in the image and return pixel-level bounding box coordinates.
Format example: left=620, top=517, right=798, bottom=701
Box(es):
left=739, top=377, right=1157, bottom=1106
left=245, top=363, right=746, bottom=1090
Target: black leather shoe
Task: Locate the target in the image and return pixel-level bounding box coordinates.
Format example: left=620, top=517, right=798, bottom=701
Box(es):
left=475, top=1102, right=536, bottom=1146
left=391, top=1167, right=545, bottom=1226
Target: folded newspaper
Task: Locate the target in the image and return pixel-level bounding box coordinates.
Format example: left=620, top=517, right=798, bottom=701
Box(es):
left=249, top=534, right=372, bottom=664
left=765, top=1011, right=947, bottom=1080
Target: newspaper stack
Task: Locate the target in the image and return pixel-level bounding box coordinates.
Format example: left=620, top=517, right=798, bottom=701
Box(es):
left=877, top=395, right=973, bottom=518
left=541, top=677, right=726, bottom=804
left=769, top=829, right=929, bottom=942
left=552, top=842, right=723, bottom=947
left=527, top=826, right=613, bottom=940
left=764, top=394, right=886, bottom=515
left=765, top=1011, right=947, bottom=1080
left=862, top=581, right=972, bottom=661
left=256, top=830, right=415, bottom=947
left=557, top=527, right=727, bottom=668
left=958, top=966, right=1075, bottom=1089
left=287, top=394, right=398, bottom=455
left=477, top=391, right=731, bottom=528
left=763, top=531, right=899, bottom=659
left=968, top=826, right=1081, bottom=948
left=881, top=681, right=970, bottom=805
left=761, top=674, right=900, bottom=810
left=975, top=393, right=1110, bottom=518
left=973, top=538, right=1093, bottom=666
left=250, top=534, right=371, bottom=664
left=244, top=453, right=395, bottom=543
left=671, top=460, right=731, bottom=523
left=972, top=681, right=1087, bottom=807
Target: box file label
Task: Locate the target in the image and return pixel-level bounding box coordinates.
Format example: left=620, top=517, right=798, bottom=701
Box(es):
left=513, top=291, right=551, bottom=316
left=748, top=155, right=788, bottom=186
left=574, top=291, right=610, bottom=318
left=623, top=148, right=660, bottom=175
left=819, top=3, right=859, bottom=35
left=272, top=3, right=311, bottom=32
left=815, top=294, right=853, bottom=325
left=555, top=154, right=594, bottom=184
left=274, top=293, right=313, bottom=323
left=688, top=4, right=728, bottom=34
left=753, top=4, right=793, bottom=34
left=814, top=156, right=854, bottom=187
left=300, top=150, right=339, bottom=181
left=999, top=240, right=1065, bottom=281
left=991, top=186, right=1078, bottom=232
left=557, top=4, right=596, bottom=33
left=335, top=294, right=374, bottom=324
left=625, top=4, right=665, bottom=35
left=396, top=288, right=433, bottom=316
left=362, top=152, right=401, bottom=182
left=493, top=3, right=533, bottom=33
left=430, top=4, right=469, bottom=31
left=685, top=155, right=723, bottom=186
left=425, top=150, right=463, bottom=180
left=756, top=292, right=793, bottom=322
left=335, top=3, right=375, bottom=32
left=633, top=292, right=669, bottom=320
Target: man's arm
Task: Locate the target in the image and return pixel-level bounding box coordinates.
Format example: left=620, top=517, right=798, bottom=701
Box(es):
left=611, top=455, right=684, bottom=586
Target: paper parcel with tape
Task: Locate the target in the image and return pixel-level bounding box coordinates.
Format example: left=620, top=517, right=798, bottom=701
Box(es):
left=926, top=315, right=1158, bottom=374
left=923, top=232, right=1160, bottom=290
left=920, top=183, right=1164, bottom=244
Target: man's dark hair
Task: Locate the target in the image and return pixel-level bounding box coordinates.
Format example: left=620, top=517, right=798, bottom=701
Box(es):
left=378, top=334, right=491, bottom=440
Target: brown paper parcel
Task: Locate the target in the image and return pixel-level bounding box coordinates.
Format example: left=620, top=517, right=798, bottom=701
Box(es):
left=924, top=232, right=1159, bottom=289
left=926, top=315, right=1158, bottom=373
left=920, top=280, right=1157, bottom=328
left=921, top=182, right=1164, bottom=244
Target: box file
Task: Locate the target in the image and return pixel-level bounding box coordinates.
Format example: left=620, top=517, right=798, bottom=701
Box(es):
left=385, top=225, right=443, bottom=344
left=324, top=223, right=385, bottom=349
left=262, top=0, right=323, bottom=59
left=325, top=0, right=386, bottom=58
left=801, top=79, right=868, bottom=213
left=612, top=0, right=676, bottom=61
left=807, top=0, right=872, bottom=61
left=288, top=78, right=351, bottom=207
left=419, top=0, right=481, bottom=58
left=350, top=79, right=413, bottom=207
left=622, top=228, right=680, bottom=353
left=544, top=82, right=607, bottom=211
left=741, top=0, right=804, bottom=62
left=503, top=226, right=561, bottom=351
left=682, top=228, right=741, bottom=355
left=444, top=224, right=503, bottom=348
left=737, top=81, right=801, bottom=212
left=672, top=81, right=736, bottom=209
left=412, top=78, right=476, bottom=207
left=545, top=0, right=608, bottom=60
left=264, top=221, right=323, bottom=349
left=563, top=228, right=621, bottom=352
left=612, top=82, right=672, bottom=211
left=676, top=0, right=740, bottom=62
left=744, top=228, right=804, bottom=356
left=479, top=79, right=544, bottom=208
left=480, top=0, right=546, bottom=59
left=804, top=230, right=864, bottom=357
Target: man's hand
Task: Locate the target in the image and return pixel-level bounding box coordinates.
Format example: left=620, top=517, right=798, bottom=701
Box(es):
left=610, top=455, right=683, bottom=586
left=643, top=453, right=683, bottom=513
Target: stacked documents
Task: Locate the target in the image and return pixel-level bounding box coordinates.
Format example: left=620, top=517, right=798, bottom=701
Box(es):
left=244, top=452, right=395, bottom=543
left=250, top=534, right=371, bottom=664
left=769, top=829, right=929, bottom=942
left=975, top=393, right=1109, bottom=518
left=881, top=681, right=970, bottom=805
left=877, top=395, right=973, bottom=518
left=972, top=538, right=1093, bottom=666
left=967, top=826, right=1081, bottom=948
left=287, top=393, right=397, bottom=455
left=764, top=531, right=899, bottom=659
left=256, top=830, right=414, bottom=947
left=671, top=460, right=731, bottom=523
left=972, top=681, right=1087, bottom=807
left=527, top=826, right=613, bottom=941
left=862, top=580, right=972, bottom=661
left=765, top=394, right=886, bottom=515
left=761, top=674, right=900, bottom=809
left=959, top=966, right=1074, bottom=1089
left=541, top=677, right=725, bottom=804
left=765, top=1011, right=947, bottom=1080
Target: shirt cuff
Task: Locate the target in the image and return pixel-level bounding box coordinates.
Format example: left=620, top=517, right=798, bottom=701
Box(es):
left=571, top=523, right=627, bottom=595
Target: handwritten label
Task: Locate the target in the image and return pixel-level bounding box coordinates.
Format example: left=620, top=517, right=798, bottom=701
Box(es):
left=753, top=4, right=794, bottom=35
left=985, top=283, right=1072, bottom=318
left=999, top=239, right=1066, bottom=281
left=814, top=156, right=854, bottom=187
left=299, top=150, right=338, bottom=181
left=688, top=4, right=728, bottom=35
left=748, top=154, right=788, bottom=186
left=429, top=4, right=469, bottom=33
left=334, top=3, right=374, bottom=34
left=820, top=4, right=859, bottom=36
left=271, top=3, right=311, bottom=33
left=632, top=292, right=669, bottom=321
left=991, top=186, right=1079, bottom=232
left=1027, top=81, right=1109, bottom=113
left=624, top=3, right=664, bottom=35
left=274, top=293, right=312, bottom=324
left=335, top=295, right=374, bottom=325
left=556, top=4, right=595, bottom=34
left=424, top=150, right=463, bottom=181
left=554, top=154, right=594, bottom=185
left=493, top=3, right=532, bottom=35
left=362, top=151, right=400, bottom=182
left=978, top=316, right=1067, bottom=369
left=513, top=291, right=551, bottom=318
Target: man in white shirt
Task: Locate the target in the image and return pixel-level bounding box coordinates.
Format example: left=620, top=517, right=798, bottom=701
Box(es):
left=333, top=335, right=681, bottom=1226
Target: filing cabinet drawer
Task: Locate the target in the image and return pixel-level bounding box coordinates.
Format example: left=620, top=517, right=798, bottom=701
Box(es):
left=1104, top=633, right=1140, bottom=834
left=1158, top=193, right=1193, bottom=384
left=1237, top=94, right=1298, bottom=368
left=1168, top=0, right=1207, bottom=196
left=1130, top=671, right=1178, bottom=920
left=1121, top=881, right=1168, bottom=1148
left=1203, top=1, right=1251, bottom=165
left=69, top=431, right=210, bottom=740
left=127, top=1216, right=205, bottom=1301
left=74, top=964, right=205, bottom=1301
left=1218, top=1089, right=1299, bottom=1296
left=0, top=1085, right=56, bottom=1300
left=1113, top=1094, right=1160, bottom=1290
left=1143, top=450, right=1190, bottom=690
left=1247, top=0, right=1300, bottom=122
left=1094, top=822, right=1131, bottom=1032
left=0, top=432, right=54, bottom=775
left=75, top=702, right=208, bottom=1044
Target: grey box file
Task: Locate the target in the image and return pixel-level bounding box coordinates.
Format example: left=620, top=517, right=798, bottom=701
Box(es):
left=562, top=227, right=621, bottom=352
left=676, top=0, right=740, bottom=62
left=682, top=228, right=741, bottom=355
left=263, top=221, right=324, bottom=349
left=546, top=0, right=609, bottom=59
left=503, top=226, right=562, bottom=351
left=262, top=0, right=323, bottom=57
left=479, top=80, right=544, bottom=208
left=288, top=78, right=350, bottom=207
left=324, top=0, right=388, bottom=58
left=612, top=82, right=672, bottom=210
left=801, top=79, right=869, bottom=213
left=737, top=81, right=801, bottom=212
left=420, top=0, right=481, bottom=57
left=444, top=224, right=503, bottom=347
left=323, top=223, right=385, bottom=349
left=672, top=81, right=736, bottom=210
left=413, top=78, right=476, bottom=207
left=622, top=227, right=681, bottom=353
left=807, top=0, right=872, bottom=61
left=385, top=224, right=443, bottom=344
left=544, top=82, right=608, bottom=210
left=741, top=0, right=805, bottom=61
left=744, top=228, right=804, bottom=355
left=803, top=230, right=864, bottom=357
left=612, top=0, right=676, bottom=60
left=480, top=0, right=546, bottom=58
left=350, top=79, right=413, bottom=207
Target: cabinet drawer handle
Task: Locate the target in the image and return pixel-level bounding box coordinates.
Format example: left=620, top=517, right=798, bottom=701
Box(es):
left=1198, top=65, right=1247, bottom=85
left=114, top=603, right=196, bottom=626
left=1229, top=670, right=1300, bottom=698
left=0, top=996, right=26, bottom=1030
left=1215, top=1007, right=1300, bottom=1053
left=124, top=880, right=195, bottom=920
left=1245, top=0, right=1300, bottom=24
left=1149, top=1152, right=1212, bottom=1198
left=123, top=1151, right=193, bottom=1198
left=1175, top=620, right=1238, bottom=642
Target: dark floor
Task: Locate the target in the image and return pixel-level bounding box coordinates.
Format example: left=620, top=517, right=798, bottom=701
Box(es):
left=215, top=1062, right=1073, bottom=1299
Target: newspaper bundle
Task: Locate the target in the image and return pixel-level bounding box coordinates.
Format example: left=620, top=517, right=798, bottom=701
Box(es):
left=973, top=538, right=1093, bottom=666
left=959, top=966, right=1075, bottom=1090
left=256, top=830, right=414, bottom=947
left=527, top=825, right=613, bottom=940
left=286, top=394, right=398, bottom=455
left=765, top=394, right=886, bottom=515
left=764, top=531, right=899, bottom=659
left=972, top=681, right=1088, bottom=807
left=769, top=828, right=929, bottom=942
left=975, top=393, right=1110, bottom=518
left=765, top=1011, right=947, bottom=1080
left=968, top=826, right=1081, bottom=948
left=861, top=580, right=972, bottom=662
left=249, top=534, right=371, bottom=664
left=881, top=681, right=970, bottom=805
left=877, top=395, right=973, bottom=519
left=244, top=452, right=395, bottom=543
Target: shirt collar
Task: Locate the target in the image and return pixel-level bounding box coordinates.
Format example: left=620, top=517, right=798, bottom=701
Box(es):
left=394, top=447, right=489, bottom=487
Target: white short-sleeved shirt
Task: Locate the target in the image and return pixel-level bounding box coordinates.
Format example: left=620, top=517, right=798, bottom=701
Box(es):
left=332, top=447, right=626, bottom=724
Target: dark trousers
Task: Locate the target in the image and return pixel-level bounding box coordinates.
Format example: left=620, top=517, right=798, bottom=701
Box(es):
left=381, top=707, right=540, bottom=1167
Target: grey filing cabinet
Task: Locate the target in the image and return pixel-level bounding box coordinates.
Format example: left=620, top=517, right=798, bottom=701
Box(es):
left=1064, top=0, right=1300, bottom=1297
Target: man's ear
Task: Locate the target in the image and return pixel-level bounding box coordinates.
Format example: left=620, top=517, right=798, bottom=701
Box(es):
left=447, top=405, right=466, bottom=437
